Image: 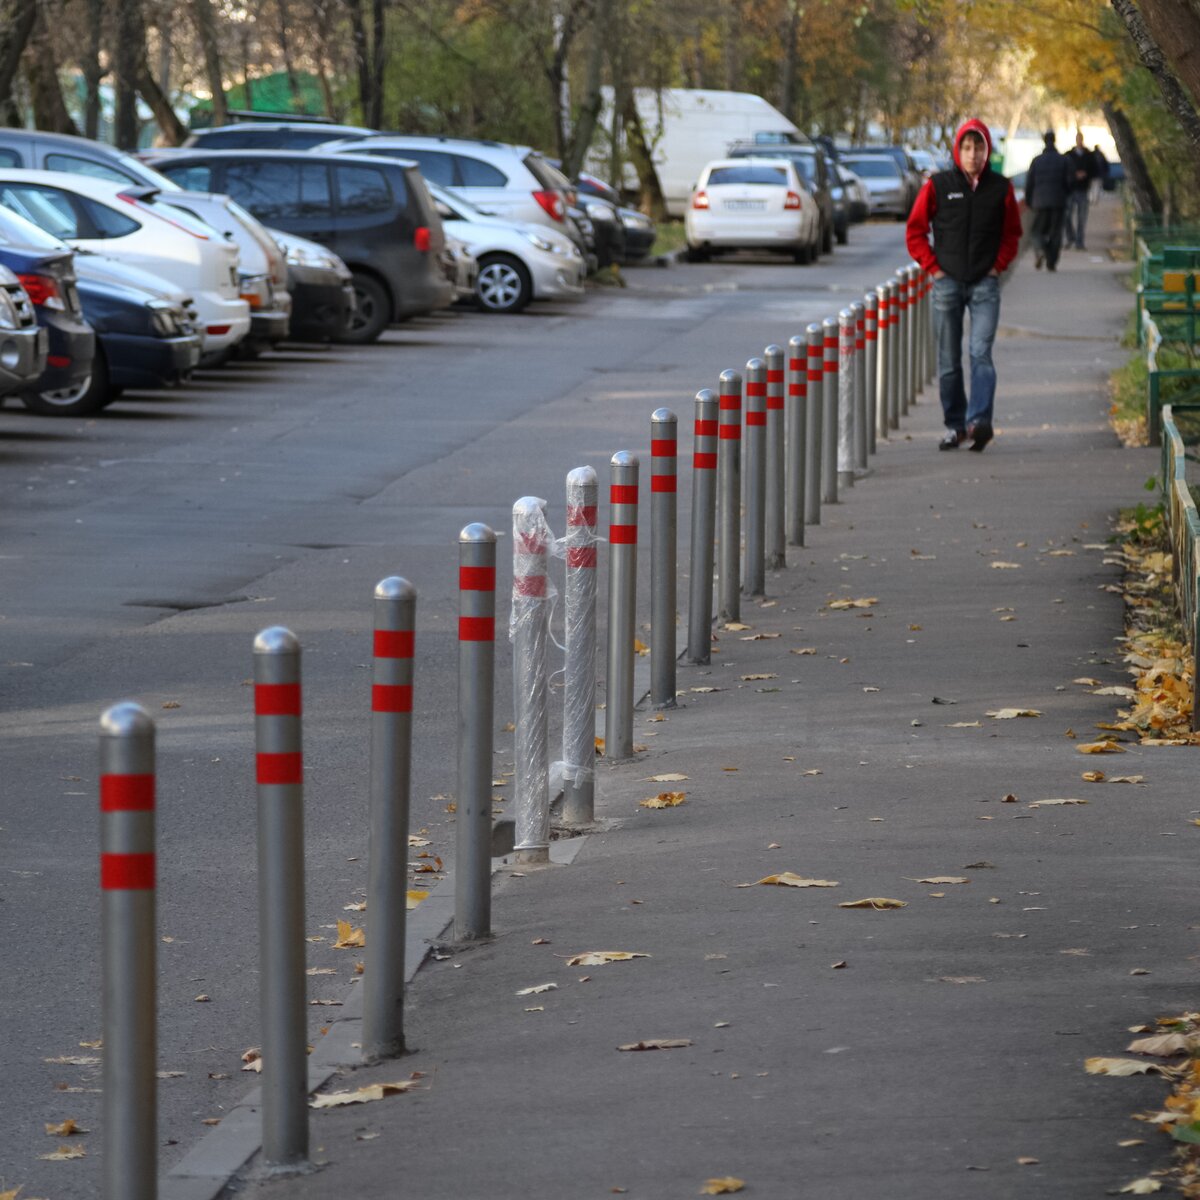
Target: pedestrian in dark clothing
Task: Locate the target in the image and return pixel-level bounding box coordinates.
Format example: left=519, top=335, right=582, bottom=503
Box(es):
left=1092, top=145, right=1110, bottom=200
left=906, top=118, right=1023, bottom=453
left=1025, top=130, right=1069, bottom=272
left=1064, top=131, right=1097, bottom=249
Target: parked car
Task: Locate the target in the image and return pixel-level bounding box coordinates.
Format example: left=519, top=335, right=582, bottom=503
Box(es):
left=0, top=170, right=250, bottom=358
left=833, top=163, right=870, bottom=225
left=144, top=149, right=453, bottom=342
left=316, top=135, right=580, bottom=249
left=0, top=203, right=94, bottom=413
left=844, top=145, right=921, bottom=212
left=183, top=121, right=377, bottom=152
left=0, top=261, right=48, bottom=402
left=155, top=191, right=291, bottom=355
left=838, top=154, right=909, bottom=219
left=730, top=143, right=834, bottom=254
left=425, top=180, right=585, bottom=313
left=270, top=229, right=356, bottom=341
left=440, top=233, right=478, bottom=304
left=685, top=157, right=821, bottom=263
left=560, top=168, right=658, bottom=264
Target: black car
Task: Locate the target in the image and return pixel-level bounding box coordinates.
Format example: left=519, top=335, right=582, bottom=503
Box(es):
left=730, top=144, right=835, bottom=254
left=145, top=149, right=454, bottom=343
left=0, top=208, right=94, bottom=415
left=182, top=121, right=378, bottom=152
left=572, top=172, right=657, bottom=263
left=271, top=230, right=356, bottom=342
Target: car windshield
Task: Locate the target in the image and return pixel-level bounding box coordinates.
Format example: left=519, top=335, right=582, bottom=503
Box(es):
left=842, top=158, right=899, bottom=179
left=427, top=181, right=484, bottom=221
left=707, top=165, right=788, bottom=187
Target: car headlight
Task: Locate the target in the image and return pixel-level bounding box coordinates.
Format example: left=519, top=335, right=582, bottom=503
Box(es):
left=620, top=211, right=651, bottom=231
left=0, top=288, right=17, bottom=330
left=525, top=231, right=554, bottom=252
left=583, top=201, right=616, bottom=222
left=147, top=299, right=179, bottom=336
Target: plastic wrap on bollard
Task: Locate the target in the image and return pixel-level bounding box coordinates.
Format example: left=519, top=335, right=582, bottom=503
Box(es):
left=510, top=497, right=556, bottom=859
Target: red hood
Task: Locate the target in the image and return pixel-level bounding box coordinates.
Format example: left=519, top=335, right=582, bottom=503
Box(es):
left=952, top=118, right=993, bottom=171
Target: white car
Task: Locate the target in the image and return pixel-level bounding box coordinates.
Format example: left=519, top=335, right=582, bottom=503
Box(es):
left=0, top=169, right=250, bottom=354
left=425, top=181, right=584, bottom=313
left=685, top=157, right=821, bottom=263
left=838, top=155, right=908, bottom=219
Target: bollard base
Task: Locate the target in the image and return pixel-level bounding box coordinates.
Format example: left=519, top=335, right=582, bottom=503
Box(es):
left=838, top=470, right=854, bottom=488
left=513, top=846, right=550, bottom=865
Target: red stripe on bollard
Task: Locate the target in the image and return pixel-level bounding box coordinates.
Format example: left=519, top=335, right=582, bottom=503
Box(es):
left=567, top=546, right=597, bottom=568
left=746, top=411, right=767, bottom=426
left=719, top=395, right=740, bottom=410
left=767, top=370, right=784, bottom=383
left=458, top=616, right=495, bottom=641
left=611, top=484, right=638, bottom=504
left=650, top=439, right=676, bottom=456
left=746, top=381, right=767, bottom=396
left=514, top=575, right=548, bottom=596
left=255, top=683, right=301, bottom=715
left=694, top=450, right=717, bottom=469
left=695, top=419, right=718, bottom=436
left=101, top=852, right=155, bottom=890
left=767, top=395, right=784, bottom=410
left=719, top=425, right=741, bottom=440
left=567, top=504, right=597, bottom=526
left=374, top=629, right=414, bottom=658
left=257, top=751, right=302, bottom=785
left=459, top=566, right=495, bottom=590
left=651, top=475, right=676, bottom=493
left=100, top=774, right=154, bottom=812
left=371, top=683, right=413, bottom=713
left=610, top=524, right=638, bottom=544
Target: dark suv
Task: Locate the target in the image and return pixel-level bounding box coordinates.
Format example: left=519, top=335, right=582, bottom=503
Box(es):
left=145, top=149, right=453, bottom=342
left=730, top=144, right=834, bottom=255
left=182, top=122, right=377, bottom=152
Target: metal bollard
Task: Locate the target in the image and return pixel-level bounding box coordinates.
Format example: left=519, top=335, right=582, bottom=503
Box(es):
left=913, top=266, right=926, bottom=397
left=785, top=334, right=806, bottom=546
left=906, top=264, right=920, bottom=404
left=650, top=408, right=677, bottom=708
left=764, top=345, right=786, bottom=569
left=717, top=369, right=742, bottom=621
left=876, top=284, right=891, bottom=440
left=821, top=316, right=838, bottom=505
left=852, top=301, right=867, bottom=471
left=455, top=524, right=496, bottom=942
left=926, top=269, right=937, bottom=386
left=253, top=626, right=308, bottom=1169
left=837, top=309, right=855, bottom=490
left=864, top=292, right=878, bottom=457
left=562, top=467, right=598, bottom=826
left=805, top=324, right=823, bottom=524
left=100, top=702, right=156, bottom=1200
left=512, top=497, right=552, bottom=864
left=605, top=452, right=639, bottom=760
left=894, top=270, right=908, bottom=417
left=886, top=281, right=901, bottom=431
left=686, top=391, right=718, bottom=664
left=743, top=357, right=766, bottom=595
left=363, top=577, right=416, bottom=1061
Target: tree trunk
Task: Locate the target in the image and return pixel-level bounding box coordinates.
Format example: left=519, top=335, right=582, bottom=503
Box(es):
left=1111, top=0, right=1200, bottom=157
left=778, top=0, right=800, bottom=122
left=28, top=1, right=79, bottom=134
left=563, top=0, right=608, bottom=179
left=311, top=0, right=337, bottom=117
left=84, top=0, right=103, bottom=138
left=138, top=49, right=187, bottom=144
left=622, top=90, right=667, bottom=221
left=369, top=0, right=385, bottom=128
left=1102, top=100, right=1162, bottom=215
left=1136, top=0, right=1200, bottom=113
left=721, top=0, right=737, bottom=91
left=0, top=0, right=37, bottom=126
left=276, top=0, right=303, bottom=112
left=345, top=0, right=372, bottom=125
left=189, top=0, right=226, bottom=125
left=114, top=0, right=143, bottom=147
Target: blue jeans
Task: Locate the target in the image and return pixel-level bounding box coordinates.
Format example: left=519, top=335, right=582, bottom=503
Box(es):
left=1065, top=190, right=1089, bottom=248
left=933, top=274, right=1000, bottom=433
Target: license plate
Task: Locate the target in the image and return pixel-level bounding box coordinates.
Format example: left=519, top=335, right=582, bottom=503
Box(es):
left=724, top=199, right=766, bottom=211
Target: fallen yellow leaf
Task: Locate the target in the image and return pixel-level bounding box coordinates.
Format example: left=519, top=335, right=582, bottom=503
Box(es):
left=839, top=897, right=907, bottom=910
left=640, top=792, right=686, bottom=809
left=1119, top=1180, right=1162, bottom=1195
left=1074, top=677, right=1103, bottom=686
left=1028, top=798, right=1088, bottom=808
left=634, top=639, right=650, bottom=657
left=39, top=1144, right=86, bottom=1160
left=515, top=983, right=557, bottom=996
left=827, top=597, right=878, bottom=609
left=594, top=736, right=605, bottom=755
left=647, top=773, right=688, bottom=782
left=986, top=708, right=1042, bottom=719
left=333, top=920, right=365, bottom=949
left=1077, top=740, right=1127, bottom=754
left=617, top=1038, right=691, bottom=1051
left=45, top=1118, right=86, bottom=1136
left=946, top=721, right=982, bottom=728
left=723, top=622, right=751, bottom=631
left=700, top=1179, right=745, bottom=1196
left=1084, top=1057, right=1166, bottom=1076
left=908, top=876, right=968, bottom=885
left=407, top=890, right=429, bottom=909
left=740, top=673, right=777, bottom=681
left=310, top=1080, right=420, bottom=1109
left=408, top=835, right=431, bottom=847
left=753, top=873, right=839, bottom=888
left=990, top=561, right=1021, bottom=569
left=1127, top=1032, right=1197, bottom=1056
left=567, top=951, right=650, bottom=967
left=1081, top=770, right=1106, bottom=783
left=1109, top=775, right=1146, bottom=785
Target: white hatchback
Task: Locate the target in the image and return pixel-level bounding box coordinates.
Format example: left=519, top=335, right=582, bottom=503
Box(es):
left=685, top=157, right=820, bottom=263
left=0, top=169, right=250, bottom=353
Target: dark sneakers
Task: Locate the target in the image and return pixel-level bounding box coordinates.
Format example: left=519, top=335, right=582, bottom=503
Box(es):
left=967, top=422, right=994, bottom=452
left=939, top=430, right=965, bottom=450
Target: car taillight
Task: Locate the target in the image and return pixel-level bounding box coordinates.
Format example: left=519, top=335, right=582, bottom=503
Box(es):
left=532, top=190, right=565, bottom=221
left=17, top=273, right=63, bottom=310
left=692, top=191, right=709, bottom=210
left=414, top=226, right=432, bottom=252
left=784, top=191, right=802, bottom=210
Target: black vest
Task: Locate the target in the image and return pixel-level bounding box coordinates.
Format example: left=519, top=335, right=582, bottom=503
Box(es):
left=930, top=166, right=1009, bottom=284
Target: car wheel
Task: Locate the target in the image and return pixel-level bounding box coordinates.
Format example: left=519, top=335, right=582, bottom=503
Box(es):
left=836, top=220, right=849, bottom=245
left=685, top=244, right=710, bottom=263
left=21, top=353, right=110, bottom=417
left=339, top=273, right=391, bottom=344
left=476, top=254, right=532, bottom=314
left=821, top=219, right=833, bottom=255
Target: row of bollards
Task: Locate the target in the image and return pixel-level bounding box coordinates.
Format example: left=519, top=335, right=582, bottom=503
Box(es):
left=96, top=256, right=937, bottom=1194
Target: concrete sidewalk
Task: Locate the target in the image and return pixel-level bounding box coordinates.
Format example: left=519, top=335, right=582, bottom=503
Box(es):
left=225, top=220, right=1194, bottom=1199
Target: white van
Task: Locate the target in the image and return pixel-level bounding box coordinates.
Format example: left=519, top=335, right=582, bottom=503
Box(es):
left=588, top=88, right=807, bottom=218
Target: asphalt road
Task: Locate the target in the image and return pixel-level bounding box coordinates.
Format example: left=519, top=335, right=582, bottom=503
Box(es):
left=0, top=221, right=910, bottom=1197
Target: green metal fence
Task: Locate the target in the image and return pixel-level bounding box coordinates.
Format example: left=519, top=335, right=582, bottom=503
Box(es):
left=1159, top=404, right=1200, bottom=729
left=1143, top=312, right=1200, bottom=443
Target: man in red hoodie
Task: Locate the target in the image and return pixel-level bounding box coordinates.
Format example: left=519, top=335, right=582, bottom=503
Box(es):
left=906, top=119, right=1023, bottom=452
